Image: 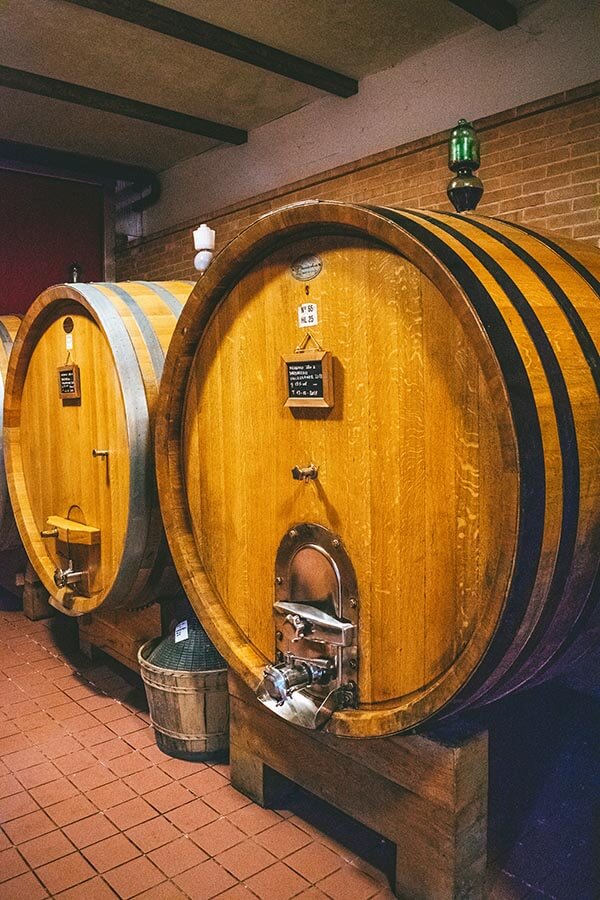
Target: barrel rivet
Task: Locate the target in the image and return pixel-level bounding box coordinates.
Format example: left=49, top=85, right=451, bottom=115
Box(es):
left=275, top=576, right=283, bottom=585
left=288, top=529, right=297, bottom=539
left=349, top=659, right=358, bottom=670
left=349, top=597, right=358, bottom=608
left=276, top=631, right=283, bottom=641
left=332, top=538, right=340, bottom=548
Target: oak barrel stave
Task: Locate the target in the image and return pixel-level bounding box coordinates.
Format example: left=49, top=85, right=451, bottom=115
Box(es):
left=155, top=201, right=600, bottom=736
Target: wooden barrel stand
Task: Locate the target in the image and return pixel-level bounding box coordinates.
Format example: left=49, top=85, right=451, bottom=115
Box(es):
left=229, top=673, right=488, bottom=900
left=79, top=605, right=162, bottom=672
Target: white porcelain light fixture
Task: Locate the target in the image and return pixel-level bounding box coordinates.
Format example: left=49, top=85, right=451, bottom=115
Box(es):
left=193, top=223, right=216, bottom=273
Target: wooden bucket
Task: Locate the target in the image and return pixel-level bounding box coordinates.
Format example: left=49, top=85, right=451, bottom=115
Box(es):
left=0, top=315, right=22, bottom=552
left=155, top=202, right=600, bottom=736
left=4, top=281, right=193, bottom=615
left=138, top=638, right=229, bottom=760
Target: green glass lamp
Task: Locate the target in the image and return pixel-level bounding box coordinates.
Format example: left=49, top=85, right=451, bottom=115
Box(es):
left=447, top=119, right=484, bottom=213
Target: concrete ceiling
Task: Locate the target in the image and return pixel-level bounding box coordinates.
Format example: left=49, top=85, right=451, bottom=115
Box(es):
left=0, top=0, right=529, bottom=173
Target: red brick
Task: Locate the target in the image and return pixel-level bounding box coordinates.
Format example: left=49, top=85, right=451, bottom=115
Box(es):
left=123, top=727, right=156, bottom=750
left=166, top=798, right=219, bottom=833
left=0, top=790, right=38, bottom=821
left=86, top=780, right=136, bottom=810
left=148, top=836, right=208, bottom=876
left=53, top=876, right=118, bottom=898
left=0, top=847, right=29, bottom=882
left=105, top=796, right=158, bottom=830
left=0, top=734, right=32, bottom=758
left=108, top=753, right=152, bottom=778
left=78, top=724, right=116, bottom=748
left=46, top=795, right=97, bottom=827
left=35, top=852, right=96, bottom=895
left=173, top=858, right=236, bottom=900
left=19, top=829, right=76, bottom=867
left=92, top=739, right=131, bottom=761
left=180, top=769, right=228, bottom=798
left=126, top=816, right=180, bottom=853
left=285, top=843, right=343, bottom=882
left=55, top=750, right=97, bottom=776
left=254, top=820, right=312, bottom=858
left=69, top=764, right=117, bottom=793
left=103, top=857, right=165, bottom=899
left=0, top=773, right=22, bottom=798
left=63, top=813, right=118, bottom=849
left=2, top=809, right=55, bottom=844
left=81, top=832, right=140, bottom=872
left=145, top=782, right=194, bottom=813
left=30, top=777, right=80, bottom=808
left=244, top=861, right=310, bottom=900
left=191, top=818, right=245, bottom=856
left=227, top=803, right=282, bottom=835
left=92, top=704, right=131, bottom=724
left=216, top=839, right=277, bottom=880
left=0, top=871, right=49, bottom=899
left=123, top=766, right=171, bottom=795
left=203, top=785, right=250, bottom=815
left=317, top=863, right=381, bottom=899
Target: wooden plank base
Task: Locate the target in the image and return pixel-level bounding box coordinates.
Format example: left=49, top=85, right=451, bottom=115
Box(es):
left=229, top=673, right=487, bottom=900
left=22, top=561, right=52, bottom=621
left=79, top=605, right=162, bottom=671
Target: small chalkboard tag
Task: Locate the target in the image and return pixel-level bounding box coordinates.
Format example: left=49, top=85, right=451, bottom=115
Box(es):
left=283, top=350, right=333, bottom=409
left=58, top=364, right=81, bottom=401
left=174, top=620, right=189, bottom=643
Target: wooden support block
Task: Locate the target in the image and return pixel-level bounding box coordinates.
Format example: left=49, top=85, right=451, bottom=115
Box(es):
left=45, top=515, right=100, bottom=545
left=78, top=605, right=162, bottom=671
left=22, top=561, right=52, bottom=621
left=229, top=672, right=488, bottom=900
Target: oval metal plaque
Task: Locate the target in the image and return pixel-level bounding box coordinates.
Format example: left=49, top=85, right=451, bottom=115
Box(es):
left=291, top=254, right=323, bottom=282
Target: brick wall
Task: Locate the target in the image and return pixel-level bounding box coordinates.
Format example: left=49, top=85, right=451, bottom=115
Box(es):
left=117, top=81, right=600, bottom=281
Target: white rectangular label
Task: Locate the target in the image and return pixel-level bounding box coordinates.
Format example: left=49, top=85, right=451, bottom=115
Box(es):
left=65, top=334, right=73, bottom=351
left=174, top=620, right=189, bottom=643
left=297, top=303, right=318, bottom=328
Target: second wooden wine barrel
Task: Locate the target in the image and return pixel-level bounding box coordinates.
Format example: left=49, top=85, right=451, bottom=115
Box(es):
left=0, top=315, right=22, bottom=552
left=156, top=202, right=600, bottom=736
left=5, top=281, right=192, bottom=616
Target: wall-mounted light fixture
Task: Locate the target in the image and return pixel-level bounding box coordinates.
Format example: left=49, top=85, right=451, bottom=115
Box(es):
left=193, top=224, right=216, bottom=273
left=447, top=119, right=484, bottom=213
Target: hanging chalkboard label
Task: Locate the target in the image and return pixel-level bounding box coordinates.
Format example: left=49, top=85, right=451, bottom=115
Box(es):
left=58, top=364, right=81, bottom=401
left=283, top=351, right=333, bottom=408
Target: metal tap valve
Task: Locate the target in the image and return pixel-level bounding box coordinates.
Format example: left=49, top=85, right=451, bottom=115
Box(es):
left=53, top=562, right=86, bottom=590
left=262, top=656, right=334, bottom=706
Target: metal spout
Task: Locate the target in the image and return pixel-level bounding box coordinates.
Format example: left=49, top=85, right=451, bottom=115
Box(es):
left=261, top=656, right=334, bottom=706
left=53, top=562, right=86, bottom=589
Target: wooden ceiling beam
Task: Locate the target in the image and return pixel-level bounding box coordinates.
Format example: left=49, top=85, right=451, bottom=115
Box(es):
left=447, top=0, right=518, bottom=30
left=0, top=65, right=247, bottom=144
left=61, top=0, right=358, bottom=98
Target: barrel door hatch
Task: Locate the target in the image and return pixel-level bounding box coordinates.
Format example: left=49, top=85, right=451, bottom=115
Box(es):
left=256, top=523, right=359, bottom=729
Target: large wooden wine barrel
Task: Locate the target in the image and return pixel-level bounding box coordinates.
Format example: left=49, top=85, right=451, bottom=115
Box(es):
left=5, top=281, right=192, bottom=616
left=0, top=315, right=22, bottom=552
left=156, top=202, right=600, bottom=737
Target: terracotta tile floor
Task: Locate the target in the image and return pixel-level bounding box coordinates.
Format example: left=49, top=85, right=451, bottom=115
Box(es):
left=0, top=610, right=598, bottom=899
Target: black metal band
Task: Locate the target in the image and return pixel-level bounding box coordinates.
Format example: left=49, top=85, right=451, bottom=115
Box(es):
left=368, top=206, right=551, bottom=704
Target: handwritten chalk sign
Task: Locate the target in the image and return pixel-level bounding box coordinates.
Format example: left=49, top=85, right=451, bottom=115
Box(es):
left=283, top=351, right=333, bottom=408
left=58, top=364, right=81, bottom=401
